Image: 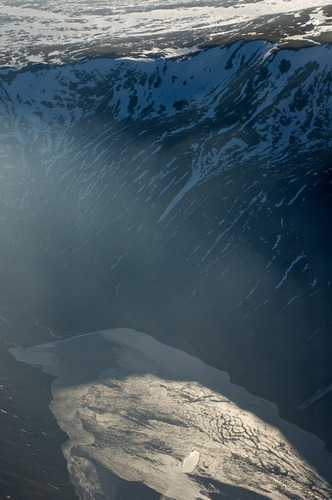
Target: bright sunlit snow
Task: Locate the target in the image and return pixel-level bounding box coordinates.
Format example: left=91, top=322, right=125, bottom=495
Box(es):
left=1, top=0, right=332, bottom=66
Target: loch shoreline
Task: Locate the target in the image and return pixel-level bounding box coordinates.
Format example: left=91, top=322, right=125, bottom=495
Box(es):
left=10, top=328, right=332, bottom=500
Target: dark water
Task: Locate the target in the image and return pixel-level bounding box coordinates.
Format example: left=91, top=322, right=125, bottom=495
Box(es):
left=9, top=329, right=332, bottom=500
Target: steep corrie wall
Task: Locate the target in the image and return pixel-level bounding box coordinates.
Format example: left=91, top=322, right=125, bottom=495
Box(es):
left=0, top=40, right=331, bottom=446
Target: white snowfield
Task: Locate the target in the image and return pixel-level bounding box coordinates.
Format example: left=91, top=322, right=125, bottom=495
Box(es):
left=10, top=329, right=332, bottom=500
left=0, top=0, right=332, bottom=66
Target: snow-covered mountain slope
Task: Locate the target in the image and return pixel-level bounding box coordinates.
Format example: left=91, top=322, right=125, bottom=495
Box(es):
left=1, top=0, right=332, bottom=66
left=0, top=40, right=332, bottom=451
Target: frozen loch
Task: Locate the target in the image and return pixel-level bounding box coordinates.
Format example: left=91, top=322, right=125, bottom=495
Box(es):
left=183, top=451, right=200, bottom=473
left=10, top=329, right=332, bottom=500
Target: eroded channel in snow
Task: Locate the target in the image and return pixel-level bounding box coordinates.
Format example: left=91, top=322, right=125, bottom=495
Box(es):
left=10, top=329, right=332, bottom=499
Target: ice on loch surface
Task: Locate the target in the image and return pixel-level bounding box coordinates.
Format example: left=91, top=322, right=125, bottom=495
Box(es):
left=10, top=328, right=332, bottom=500
left=183, top=450, right=200, bottom=473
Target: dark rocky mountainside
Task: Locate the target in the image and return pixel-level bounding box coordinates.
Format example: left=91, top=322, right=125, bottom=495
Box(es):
left=0, top=40, right=331, bottom=453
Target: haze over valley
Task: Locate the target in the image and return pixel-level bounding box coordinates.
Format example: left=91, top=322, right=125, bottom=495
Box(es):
left=0, top=1, right=332, bottom=498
